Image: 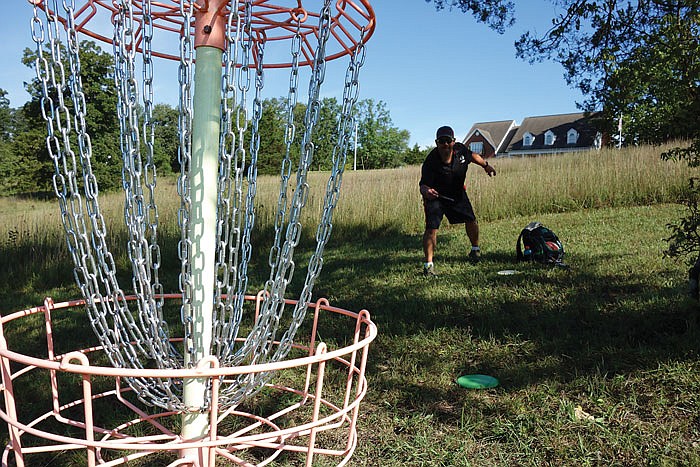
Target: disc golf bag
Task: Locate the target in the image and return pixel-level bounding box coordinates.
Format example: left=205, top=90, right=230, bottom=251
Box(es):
left=516, top=222, right=566, bottom=266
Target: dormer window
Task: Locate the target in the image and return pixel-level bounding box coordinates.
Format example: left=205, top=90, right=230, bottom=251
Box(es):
left=567, top=128, right=579, bottom=144
left=470, top=142, right=484, bottom=154
left=544, top=130, right=556, bottom=146
left=523, top=132, right=533, bottom=146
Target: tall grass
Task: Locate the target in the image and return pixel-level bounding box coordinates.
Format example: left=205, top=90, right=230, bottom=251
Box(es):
left=469, top=142, right=689, bottom=218
left=2, top=142, right=689, bottom=242
left=0, top=144, right=691, bottom=295
left=259, top=142, right=691, bottom=239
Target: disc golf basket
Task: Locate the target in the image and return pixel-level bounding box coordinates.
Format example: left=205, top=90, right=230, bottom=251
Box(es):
left=0, top=1, right=377, bottom=466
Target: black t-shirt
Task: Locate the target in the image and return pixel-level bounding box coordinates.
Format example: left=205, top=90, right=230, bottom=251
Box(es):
left=419, top=142, right=475, bottom=200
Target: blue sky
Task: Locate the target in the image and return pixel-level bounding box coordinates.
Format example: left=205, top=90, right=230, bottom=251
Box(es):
left=1, top=1, right=583, bottom=148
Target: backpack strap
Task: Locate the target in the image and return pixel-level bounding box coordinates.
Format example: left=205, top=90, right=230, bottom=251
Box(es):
left=517, top=222, right=542, bottom=261
left=516, top=229, right=525, bottom=260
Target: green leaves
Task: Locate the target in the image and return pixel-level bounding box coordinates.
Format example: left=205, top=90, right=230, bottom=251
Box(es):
left=354, top=99, right=411, bottom=170
left=242, top=96, right=413, bottom=174
left=663, top=139, right=700, bottom=262
left=515, top=1, right=700, bottom=143
left=426, top=0, right=516, bottom=34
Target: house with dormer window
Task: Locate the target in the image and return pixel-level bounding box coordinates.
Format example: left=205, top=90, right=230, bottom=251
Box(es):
left=462, top=112, right=603, bottom=158
left=506, top=112, right=602, bottom=156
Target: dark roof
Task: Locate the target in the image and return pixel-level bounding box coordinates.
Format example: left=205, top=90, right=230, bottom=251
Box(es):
left=463, top=120, right=516, bottom=152
left=502, top=127, right=518, bottom=153
left=506, top=112, right=601, bottom=152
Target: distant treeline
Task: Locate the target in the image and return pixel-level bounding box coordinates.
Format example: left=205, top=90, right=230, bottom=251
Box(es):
left=0, top=40, right=426, bottom=197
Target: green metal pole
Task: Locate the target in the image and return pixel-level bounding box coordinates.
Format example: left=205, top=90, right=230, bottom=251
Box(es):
left=181, top=44, right=222, bottom=461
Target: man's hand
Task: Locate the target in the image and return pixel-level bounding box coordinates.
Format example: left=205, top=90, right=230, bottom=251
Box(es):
left=420, top=185, right=439, bottom=200
left=484, top=164, right=497, bottom=177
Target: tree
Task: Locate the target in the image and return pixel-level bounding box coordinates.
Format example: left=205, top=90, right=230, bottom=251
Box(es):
left=253, top=97, right=288, bottom=175
left=244, top=96, right=410, bottom=173
left=312, top=98, right=343, bottom=171
left=513, top=1, right=700, bottom=142
left=20, top=40, right=122, bottom=192
left=663, top=139, right=700, bottom=297
left=0, top=89, right=18, bottom=195
left=403, top=143, right=428, bottom=166
left=426, top=0, right=515, bottom=33
left=355, top=99, right=410, bottom=170
left=0, top=89, right=12, bottom=140
left=151, top=103, right=181, bottom=175
left=6, top=128, right=47, bottom=194
left=603, top=11, right=700, bottom=143
left=0, top=85, right=47, bottom=195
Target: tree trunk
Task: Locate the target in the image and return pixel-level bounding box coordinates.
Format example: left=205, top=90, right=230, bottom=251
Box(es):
left=689, top=256, right=700, bottom=300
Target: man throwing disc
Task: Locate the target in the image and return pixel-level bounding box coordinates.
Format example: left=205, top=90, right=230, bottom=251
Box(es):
left=419, top=126, right=496, bottom=276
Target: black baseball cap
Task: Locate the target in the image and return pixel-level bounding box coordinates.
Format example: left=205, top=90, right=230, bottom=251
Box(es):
left=436, top=126, right=454, bottom=139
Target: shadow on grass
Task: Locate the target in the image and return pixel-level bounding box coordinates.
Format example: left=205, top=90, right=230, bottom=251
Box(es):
left=2, top=221, right=697, bottom=384
left=309, top=226, right=698, bottom=389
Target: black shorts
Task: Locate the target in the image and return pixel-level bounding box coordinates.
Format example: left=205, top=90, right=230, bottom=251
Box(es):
left=423, top=195, right=476, bottom=229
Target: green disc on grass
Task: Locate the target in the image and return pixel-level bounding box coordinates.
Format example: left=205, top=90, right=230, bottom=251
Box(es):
left=456, top=374, right=499, bottom=389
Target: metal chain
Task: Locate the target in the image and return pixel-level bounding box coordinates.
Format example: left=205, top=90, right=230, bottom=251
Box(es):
left=265, top=12, right=302, bottom=298
left=274, top=27, right=369, bottom=361
left=224, top=27, right=266, bottom=355
left=213, top=0, right=261, bottom=407
left=45, top=0, right=138, bottom=372
left=232, top=0, right=254, bottom=321
left=178, top=0, right=195, bottom=363
left=253, top=0, right=335, bottom=363
left=219, top=0, right=346, bottom=406
left=214, top=0, right=247, bottom=358
left=31, top=0, right=178, bottom=410
left=67, top=0, right=182, bottom=409
left=112, top=0, right=182, bottom=408
left=114, top=0, right=160, bottom=363
left=219, top=0, right=254, bottom=354
left=213, top=0, right=242, bottom=361
left=141, top=0, right=168, bottom=351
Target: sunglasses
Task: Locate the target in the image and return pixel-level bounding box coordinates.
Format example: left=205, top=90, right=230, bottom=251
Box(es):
left=436, top=137, right=454, bottom=145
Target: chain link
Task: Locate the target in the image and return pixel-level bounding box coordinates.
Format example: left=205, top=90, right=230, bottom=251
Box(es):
left=217, top=0, right=366, bottom=407
left=178, top=0, right=195, bottom=365
left=32, top=0, right=181, bottom=410
left=142, top=0, right=166, bottom=338
left=230, top=0, right=254, bottom=327
left=266, top=13, right=302, bottom=297
left=113, top=0, right=181, bottom=407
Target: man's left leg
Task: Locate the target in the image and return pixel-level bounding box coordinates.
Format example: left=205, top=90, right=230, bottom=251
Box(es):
left=466, top=220, right=480, bottom=262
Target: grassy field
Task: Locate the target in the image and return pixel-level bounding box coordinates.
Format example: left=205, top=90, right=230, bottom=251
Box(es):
left=0, top=143, right=699, bottom=466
